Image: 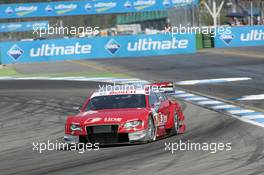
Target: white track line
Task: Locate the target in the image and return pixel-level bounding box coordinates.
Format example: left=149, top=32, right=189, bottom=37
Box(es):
left=212, top=105, right=237, bottom=109
left=176, top=93, right=196, bottom=97
left=185, top=97, right=209, bottom=101
left=236, top=94, right=264, bottom=101
left=227, top=109, right=255, bottom=114
left=242, top=115, right=264, bottom=119
left=176, top=77, right=251, bottom=85
left=198, top=100, right=223, bottom=105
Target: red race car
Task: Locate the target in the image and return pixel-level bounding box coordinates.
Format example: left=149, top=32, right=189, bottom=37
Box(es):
left=64, top=82, right=186, bottom=145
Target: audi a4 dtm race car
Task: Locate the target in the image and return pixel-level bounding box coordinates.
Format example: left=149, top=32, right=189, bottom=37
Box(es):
left=64, top=82, right=186, bottom=145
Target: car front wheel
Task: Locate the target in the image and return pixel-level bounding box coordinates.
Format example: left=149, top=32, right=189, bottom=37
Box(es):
left=147, top=116, right=156, bottom=142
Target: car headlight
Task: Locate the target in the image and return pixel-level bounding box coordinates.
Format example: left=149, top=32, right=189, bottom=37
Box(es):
left=124, top=120, right=143, bottom=129
left=70, top=124, right=82, bottom=131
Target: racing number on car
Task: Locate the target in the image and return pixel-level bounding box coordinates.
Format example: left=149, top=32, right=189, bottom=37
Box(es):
left=156, top=112, right=167, bottom=126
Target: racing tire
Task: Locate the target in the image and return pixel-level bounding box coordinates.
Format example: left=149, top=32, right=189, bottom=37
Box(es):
left=173, top=111, right=180, bottom=134
left=147, top=116, right=156, bottom=142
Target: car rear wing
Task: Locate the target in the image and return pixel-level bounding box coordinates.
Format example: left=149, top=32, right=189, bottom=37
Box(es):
left=148, top=82, right=175, bottom=94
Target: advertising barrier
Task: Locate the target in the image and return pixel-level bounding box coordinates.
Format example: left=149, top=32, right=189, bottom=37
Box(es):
left=215, top=25, right=264, bottom=48
left=0, top=34, right=196, bottom=64
left=0, top=21, right=48, bottom=33
left=0, top=0, right=199, bottom=19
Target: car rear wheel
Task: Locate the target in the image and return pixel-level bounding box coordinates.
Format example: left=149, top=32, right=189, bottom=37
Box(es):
left=147, top=116, right=156, bottom=142
left=174, top=111, right=180, bottom=134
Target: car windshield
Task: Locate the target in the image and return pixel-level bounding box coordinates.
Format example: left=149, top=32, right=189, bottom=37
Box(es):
left=86, top=94, right=146, bottom=110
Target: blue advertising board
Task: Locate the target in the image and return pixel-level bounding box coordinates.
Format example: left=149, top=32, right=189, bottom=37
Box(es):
left=0, top=21, right=48, bottom=33
left=0, top=0, right=199, bottom=19
left=215, top=25, right=264, bottom=48
left=0, top=34, right=196, bottom=64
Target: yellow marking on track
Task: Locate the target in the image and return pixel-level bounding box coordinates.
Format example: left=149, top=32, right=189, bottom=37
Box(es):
left=67, top=60, right=114, bottom=72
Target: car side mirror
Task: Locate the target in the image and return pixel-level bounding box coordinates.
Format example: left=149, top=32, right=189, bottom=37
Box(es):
left=151, top=102, right=160, bottom=112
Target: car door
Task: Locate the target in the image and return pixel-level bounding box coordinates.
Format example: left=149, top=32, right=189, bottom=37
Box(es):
left=148, top=92, right=162, bottom=126
left=149, top=92, right=167, bottom=126
left=156, top=92, right=170, bottom=125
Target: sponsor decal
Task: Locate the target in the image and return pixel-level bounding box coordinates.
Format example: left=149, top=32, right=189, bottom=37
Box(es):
left=14, top=6, right=38, bottom=17
left=172, top=0, right=193, bottom=6
left=240, top=30, right=264, bottom=42
left=32, top=22, right=48, bottom=29
left=163, top=0, right=171, bottom=7
left=30, top=42, right=92, bottom=57
left=0, top=22, right=48, bottom=32
left=84, top=117, right=102, bottom=124
left=124, top=1, right=133, bottom=9
left=104, top=117, right=122, bottom=122
left=54, top=4, right=77, bottom=14
left=45, top=5, right=53, bottom=12
left=1, top=34, right=195, bottom=64
left=94, top=2, right=117, bottom=12
left=5, top=7, right=14, bottom=15
left=84, top=3, right=92, bottom=11
left=133, top=0, right=156, bottom=11
left=157, top=113, right=168, bottom=125
left=109, top=90, right=137, bottom=95
left=220, top=32, right=234, bottom=45
left=7, top=44, right=24, bottom=61
left=127, top=38, right=189, bottom=51
left=104, top=39, right=121, bottom=55
left=6, top=24, right=22, bottom=31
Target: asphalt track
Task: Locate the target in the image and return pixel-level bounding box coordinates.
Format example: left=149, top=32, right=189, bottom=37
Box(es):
left=1, top=47, right=264, bottom=175
left=0, top=82, right=263, bottom=175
